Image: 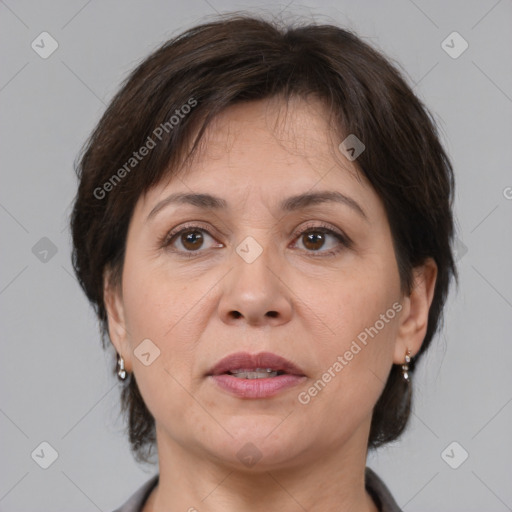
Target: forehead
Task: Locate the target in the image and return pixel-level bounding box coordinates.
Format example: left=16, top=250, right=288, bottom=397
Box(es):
left=137, top=96, right=376, bottom=216
left=184, top=96, right=361, bottom=178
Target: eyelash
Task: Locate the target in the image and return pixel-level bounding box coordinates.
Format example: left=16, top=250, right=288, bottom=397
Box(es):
left=158, top=221, right=352, bottom=259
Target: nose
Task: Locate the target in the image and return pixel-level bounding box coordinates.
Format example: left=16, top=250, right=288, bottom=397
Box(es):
left=217, top=242, right=293, bottom=328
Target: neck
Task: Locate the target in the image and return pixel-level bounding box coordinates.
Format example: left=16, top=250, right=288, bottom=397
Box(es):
left=144, top=424, right=379, bottom=512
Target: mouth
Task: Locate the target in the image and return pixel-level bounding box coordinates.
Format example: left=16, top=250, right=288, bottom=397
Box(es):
left=206, top=351, right=306, bottom=378
left=225, top=369, right=287, bottom=379
left=206, top=351, right=306, bottom=398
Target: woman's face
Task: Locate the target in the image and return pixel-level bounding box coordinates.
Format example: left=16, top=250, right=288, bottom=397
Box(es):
left=105, top=96, right=433, bottom=471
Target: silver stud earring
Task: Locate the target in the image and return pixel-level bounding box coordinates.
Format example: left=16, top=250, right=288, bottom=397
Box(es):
left=401, top=349, right=412, bottom=382
left=117, top=353, right=127, bottom=380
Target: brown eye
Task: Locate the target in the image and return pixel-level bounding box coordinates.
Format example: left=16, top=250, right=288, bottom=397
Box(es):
left=293, top=226, right=349, bottom=256
left=179, top=230, right=205, bottom=251
left=161, top=222, right=350, bottom=258
left=162, top=225, right=221, bottom=255
left=302, top=231, right=327, bottom=251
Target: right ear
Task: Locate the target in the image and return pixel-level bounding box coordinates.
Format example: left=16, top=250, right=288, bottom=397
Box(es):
left=103, top=266, right=132, bottom=372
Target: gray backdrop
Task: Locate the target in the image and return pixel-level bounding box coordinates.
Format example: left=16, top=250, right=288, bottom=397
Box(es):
left=1, top=1, right=511, bottom=511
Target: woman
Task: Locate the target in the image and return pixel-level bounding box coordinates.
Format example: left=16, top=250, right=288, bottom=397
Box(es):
left=70, top=13, right=457, bottom=512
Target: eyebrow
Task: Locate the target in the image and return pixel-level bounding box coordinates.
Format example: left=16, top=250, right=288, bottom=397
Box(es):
left=146, top=190, right=368, bottom=222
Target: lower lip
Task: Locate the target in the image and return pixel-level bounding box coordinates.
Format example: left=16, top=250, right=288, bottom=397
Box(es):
left=209, top=374, right=306, bottom=398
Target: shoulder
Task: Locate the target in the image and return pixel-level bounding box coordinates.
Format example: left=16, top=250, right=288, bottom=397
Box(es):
left=365, top=467, right=403, bottom=512
left=111, top=474, right=159, bottom=512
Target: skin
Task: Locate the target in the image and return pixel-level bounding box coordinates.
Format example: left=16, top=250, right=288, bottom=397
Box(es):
left=104, top=96, right=437, bottom=512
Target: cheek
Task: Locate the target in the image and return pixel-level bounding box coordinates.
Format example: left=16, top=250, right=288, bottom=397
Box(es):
left=122, top=251, right=193, bottom=337
left=318, top=263, right=399, bottom=337
left=120, top=267, right=202, bottom=426
left=301, top=298, right=399, bottom=432
left=305, top=250, right=401, bottom=389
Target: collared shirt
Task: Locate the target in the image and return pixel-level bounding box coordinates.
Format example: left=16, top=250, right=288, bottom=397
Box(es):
left=112, top=467, right=403, bottom=512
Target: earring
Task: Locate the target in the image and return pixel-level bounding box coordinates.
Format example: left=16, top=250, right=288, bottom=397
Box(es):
left=117, top=353, right=127, bottom=380
left=401, top=349, right=412, bottom=382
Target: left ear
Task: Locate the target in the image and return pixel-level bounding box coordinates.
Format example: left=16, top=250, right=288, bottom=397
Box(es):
left=394, top=257, right=438, bottom=363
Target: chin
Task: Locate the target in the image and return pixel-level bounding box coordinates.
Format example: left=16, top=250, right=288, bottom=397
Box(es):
left=201, top=425, right=306, bottom=470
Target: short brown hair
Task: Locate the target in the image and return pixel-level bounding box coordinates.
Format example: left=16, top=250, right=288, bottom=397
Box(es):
left=70, top=13, right=458, bottom=464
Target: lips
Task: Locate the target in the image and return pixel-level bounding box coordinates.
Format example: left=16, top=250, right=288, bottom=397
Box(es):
left=207, top=351, right=306, bottom=377
left=207, top=351, right=307, bottom=399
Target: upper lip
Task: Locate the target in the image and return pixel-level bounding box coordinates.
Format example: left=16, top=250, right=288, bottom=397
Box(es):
left=207, top=351, right=306, bottom=377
